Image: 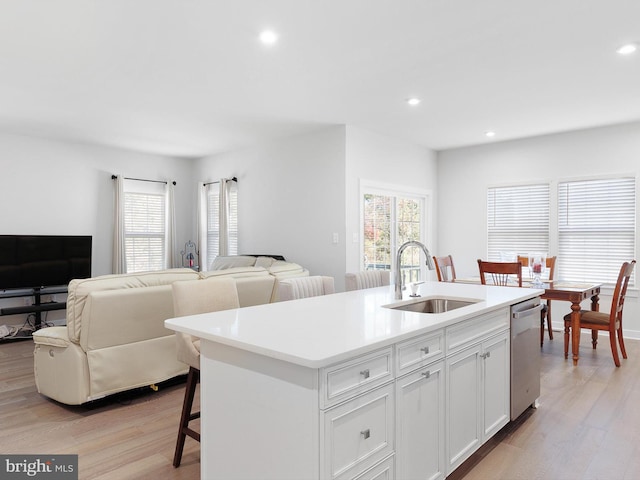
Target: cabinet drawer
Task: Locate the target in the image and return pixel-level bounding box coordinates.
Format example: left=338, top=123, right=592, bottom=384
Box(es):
left=321, top=347, right=393, bottom=408
left=351, top=455, right=395, bottom=480
left=396, top=331, right=444, bottom=376
left=322, top=383, right=395, bottom=480
left=446, top=308, right=509, bottom=354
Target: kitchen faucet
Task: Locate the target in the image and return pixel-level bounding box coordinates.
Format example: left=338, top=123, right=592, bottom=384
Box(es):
left=395, top=240, right=436, bottom=299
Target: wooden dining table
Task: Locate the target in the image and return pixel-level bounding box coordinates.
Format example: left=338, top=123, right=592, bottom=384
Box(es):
left=540, top=281, right=602, bottom=365
left=454, top=277, right=602, bottom=365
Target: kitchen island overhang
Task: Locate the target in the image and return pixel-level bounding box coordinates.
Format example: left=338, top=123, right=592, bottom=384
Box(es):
left=165, top=281, right=544, bottom=369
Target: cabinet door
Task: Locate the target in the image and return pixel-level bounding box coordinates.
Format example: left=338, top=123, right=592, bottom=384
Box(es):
left=482, top=331, right=510, bottom=440
left=396, top=360, right=445, bottom=480
left=446, top=344, right=481, bottom=474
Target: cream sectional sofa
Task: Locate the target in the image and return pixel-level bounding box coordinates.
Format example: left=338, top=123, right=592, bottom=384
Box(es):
left=32, top=257, right=308, bottom=405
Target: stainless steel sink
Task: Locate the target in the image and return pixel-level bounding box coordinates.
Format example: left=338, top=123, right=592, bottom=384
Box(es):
left=384, top=297, right=479, bottom=313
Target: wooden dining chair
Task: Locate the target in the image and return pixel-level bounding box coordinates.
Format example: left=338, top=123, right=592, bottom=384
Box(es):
left=477, top=260, right=522, bottom=287
left=518, top=255, right=557, bottom=346
left=563, top=260, right=636, bottom=367
left=433, top=255, right=457, bottom=282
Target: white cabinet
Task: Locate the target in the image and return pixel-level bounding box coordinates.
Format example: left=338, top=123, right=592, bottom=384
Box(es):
left=481, top=332, right=510, bottom=440
left=322, top=383, right=395, bottom=479
left=445, top=329, right=509, bottom=473
left=321, top=347, right=393, bottom=408
left=395, top=359, right=445, bottom=480
left=320, top=348, right=395, bottom=479
left=353, top=456, right=395, bottom=480
left=446, top=343, right=481, bottom=472
left=196, top=304, right=516, bottom=480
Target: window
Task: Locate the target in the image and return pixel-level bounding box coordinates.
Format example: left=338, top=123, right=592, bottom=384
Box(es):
left=124, top=182, right=166, bottom=273
left=558, top=177, right=636, bottom=285
left=487, top=184, right=550, bottom=261
left=486, top=177, right=636, bottom=288
left=362, top=187, right=428, bottom=285
left=201, top=179, right=238, bottom=270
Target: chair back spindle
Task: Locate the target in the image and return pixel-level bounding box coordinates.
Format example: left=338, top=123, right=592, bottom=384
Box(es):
left=477, top=260, right=523, bottom=287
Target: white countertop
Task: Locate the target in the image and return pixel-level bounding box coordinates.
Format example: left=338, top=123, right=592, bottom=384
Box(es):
left=165, top=281, right=544, bottom=368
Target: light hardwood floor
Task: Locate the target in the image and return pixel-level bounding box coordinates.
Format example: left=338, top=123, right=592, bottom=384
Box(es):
left=0, top=339, right=199, bottom=480
left=2, top=332, right=640, bottom=480
left=452, top=331, right=640, bottom=480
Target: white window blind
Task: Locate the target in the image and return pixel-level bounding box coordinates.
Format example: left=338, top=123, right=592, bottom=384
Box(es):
left=206, top=182, right=238, bottom=261
left=124, top=191, right=165, bottom=273
left=558, top=177, right=636, bottom=285
left=487, top=184, right=550, bottom=261
left=207, top=186, right=220, bottom=259
left=228, top=185, right=238, bottom=254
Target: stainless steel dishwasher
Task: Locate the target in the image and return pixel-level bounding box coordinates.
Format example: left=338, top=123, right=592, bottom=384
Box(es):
left=510, top=296, right=543, bottom=420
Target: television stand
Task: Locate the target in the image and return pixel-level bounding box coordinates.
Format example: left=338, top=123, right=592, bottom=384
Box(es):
left=0, top=286, right=68, bottom=331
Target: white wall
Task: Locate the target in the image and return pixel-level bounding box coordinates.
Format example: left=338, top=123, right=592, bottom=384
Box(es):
left=193, top=126, right=348, bottom=289
left=345, top=126, right=438, bottom=275
left=437, top=121, right=640, bottom=336
left=0, top=132, right=192, bottom=327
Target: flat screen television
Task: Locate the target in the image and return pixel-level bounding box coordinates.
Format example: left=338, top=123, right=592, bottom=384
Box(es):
left=0, top=235, right=92, bottom=291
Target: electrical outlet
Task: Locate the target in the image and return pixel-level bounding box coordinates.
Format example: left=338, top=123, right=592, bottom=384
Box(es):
left=0, top=325, right=10, bottom=338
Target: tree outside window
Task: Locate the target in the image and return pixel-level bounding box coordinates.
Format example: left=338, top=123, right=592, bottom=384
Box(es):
left=363, top=193, right=425, bottom=285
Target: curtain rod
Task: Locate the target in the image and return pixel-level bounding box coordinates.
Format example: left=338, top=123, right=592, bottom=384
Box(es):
left=111, top=175, right=176, bottom=186
left=204, top=176, right=238, bottom=186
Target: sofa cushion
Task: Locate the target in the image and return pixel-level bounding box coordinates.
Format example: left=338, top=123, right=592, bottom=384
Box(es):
left=254, top=256, right=276, bottom=268
left=210, top=255, right=257, bottom=270
left=200, top=266, right=269, bottom=279
left=32, top=326, right=72, bottom=348
left=66, top=268, right=199, bottom=343
left=268, top=260, right=308, bottom=279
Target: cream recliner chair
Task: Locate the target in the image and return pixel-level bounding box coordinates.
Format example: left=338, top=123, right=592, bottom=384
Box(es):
left=32, top=269, right=199, bottom=406
left=171, top=277, right=240, bottom=467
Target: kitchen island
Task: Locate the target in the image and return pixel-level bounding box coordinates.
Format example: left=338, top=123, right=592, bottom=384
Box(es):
left=165, top=280, right=543, bottom=480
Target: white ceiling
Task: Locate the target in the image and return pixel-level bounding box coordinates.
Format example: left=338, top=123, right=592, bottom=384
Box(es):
left=1, top=0, right=639, bottom=158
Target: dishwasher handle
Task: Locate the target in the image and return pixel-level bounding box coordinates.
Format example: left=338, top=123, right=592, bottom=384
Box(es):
left=512, top=304, right=544, bottom=319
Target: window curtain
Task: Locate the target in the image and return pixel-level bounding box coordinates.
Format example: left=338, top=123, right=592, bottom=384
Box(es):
left=197, top=182, right=208, bottom=271
left=219, top=178, right=230, bottom=257
left=197, top=178, right=237, bottom=271
left=112, top=174, right=126, bottom=274
left=165, top=181, right=177, bottom=269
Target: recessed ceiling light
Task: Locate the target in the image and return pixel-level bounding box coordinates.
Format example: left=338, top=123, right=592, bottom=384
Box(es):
left=407, top=98, right=421, bottom=106
left=259, top=30, right=278, bottom=46
left=617, top=43, right=637, bottom=55
left=485, top=131, right=496, bottom=138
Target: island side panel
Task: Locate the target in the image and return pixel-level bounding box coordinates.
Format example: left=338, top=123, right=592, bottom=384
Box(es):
left=200, top=340, right=320, bottom=480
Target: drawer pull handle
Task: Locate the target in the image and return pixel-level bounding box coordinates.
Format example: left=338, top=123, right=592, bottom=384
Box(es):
left=420, top=346, right=430, bottom=355
left=360, top=429, right=371, bottom=439
left=360, top=369, right=370, bottom=379
left=481, top=352, right=491, bottom=359
left=421, top=371, right=431, bottom=379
